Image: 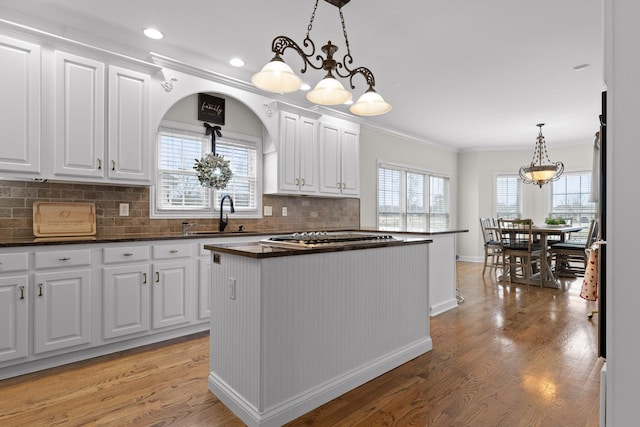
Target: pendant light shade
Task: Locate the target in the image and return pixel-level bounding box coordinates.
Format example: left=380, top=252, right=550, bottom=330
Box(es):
left=306, top=75, right=353, bottom=105
left=349, top=89, right=392, bottom=116
left=251, top=58, right=303, bottom=93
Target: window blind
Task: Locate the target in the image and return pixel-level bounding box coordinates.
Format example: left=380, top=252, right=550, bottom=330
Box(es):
left=496, top=175, right=521, bottom=219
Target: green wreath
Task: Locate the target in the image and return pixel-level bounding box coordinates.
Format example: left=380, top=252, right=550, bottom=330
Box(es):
left=194, top=153, right=233, bottom=189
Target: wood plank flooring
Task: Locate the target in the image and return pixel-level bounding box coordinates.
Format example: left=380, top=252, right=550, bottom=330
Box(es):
left=0, top=262, right=603, bottom=426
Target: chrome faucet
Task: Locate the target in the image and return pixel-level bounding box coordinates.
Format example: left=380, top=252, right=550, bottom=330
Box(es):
left=182, top=222, right=198, bottom=236
left=219, top=195, right=235, bottom=232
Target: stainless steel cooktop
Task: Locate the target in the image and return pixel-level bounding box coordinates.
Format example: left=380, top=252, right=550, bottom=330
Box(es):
left=259, top=232, right=398, bottom=249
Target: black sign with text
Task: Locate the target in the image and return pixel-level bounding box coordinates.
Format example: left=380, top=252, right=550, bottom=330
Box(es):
left=198, top=93, right=225, bottom=125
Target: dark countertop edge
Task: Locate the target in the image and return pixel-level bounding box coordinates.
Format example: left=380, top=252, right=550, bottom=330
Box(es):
left=359, top=228, right=469, bottom=236
left=0, top=228, right=465, bottom=248
left=203, top=238, right=432, bottom=259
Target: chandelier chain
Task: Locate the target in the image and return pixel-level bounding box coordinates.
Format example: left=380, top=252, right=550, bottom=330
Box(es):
left=339, top=8, right=352, bottom=57
left=306, top=0, right=320, bottom=37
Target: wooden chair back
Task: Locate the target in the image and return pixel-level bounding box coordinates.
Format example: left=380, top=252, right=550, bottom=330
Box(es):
left=497, top=218, right=537, bottom=252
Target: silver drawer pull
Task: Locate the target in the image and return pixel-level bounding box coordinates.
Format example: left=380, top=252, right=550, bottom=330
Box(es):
left=58, top=257, right=71, bottom=261
left=19, top=285, right=25, bottom=300
left=143, top=273, right=147, bottom=284
left=123, top=253, right=134, bottom=257
left=169, top=250, right=179, bottom=254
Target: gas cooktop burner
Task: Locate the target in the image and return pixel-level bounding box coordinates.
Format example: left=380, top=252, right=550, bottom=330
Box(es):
left=260, top=232, right=398, bottom=249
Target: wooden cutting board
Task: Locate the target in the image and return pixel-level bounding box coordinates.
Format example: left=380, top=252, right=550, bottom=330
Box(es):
left=33, top=202, right=97, bottom=237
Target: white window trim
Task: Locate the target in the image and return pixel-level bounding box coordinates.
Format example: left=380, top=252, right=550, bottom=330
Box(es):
left=376, top=160, right=450, bottom=231
left=150, top=120, right=262, bottom=219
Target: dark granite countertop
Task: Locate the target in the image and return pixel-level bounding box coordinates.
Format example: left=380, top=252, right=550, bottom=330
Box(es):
left=203, top=237, right=432, bottom=259
left=0, top=228, right=465, bottom=248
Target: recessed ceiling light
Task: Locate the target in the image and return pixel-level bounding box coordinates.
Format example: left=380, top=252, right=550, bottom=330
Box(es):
left=573, top=64, right=590, bottom=71
left=143, top=28, right=164, bottom=40
left=229, top=57, right=245, bottom=67
left=300, top=83, right=311, bottom=91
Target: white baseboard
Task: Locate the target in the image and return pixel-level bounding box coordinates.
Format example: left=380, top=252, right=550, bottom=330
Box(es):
left=430, top=298, right=459, bottom=316
left=208, top=337, right=433, bottom=427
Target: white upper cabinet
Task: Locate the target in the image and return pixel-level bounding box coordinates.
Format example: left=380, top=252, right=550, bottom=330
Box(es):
left=277, top=111, right=319, bottom=194
left=0, top=25, right=157, bottom=185
left=107, top=65, right=150, bottom=182
left=319, top=119, right=360, bottom=197
left=263, top=104, right=359, bottom=198
left=0, top=35, right=41, bottom=176
left=54, top=51, right=105, bottom=178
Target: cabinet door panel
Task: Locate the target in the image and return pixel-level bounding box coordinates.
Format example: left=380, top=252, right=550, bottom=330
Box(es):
left=319, top=123, right=341, bottom=194
left=198, top=258, right=211, bottom=320
left=0, top=276, right=28, bottom=363
left=298, top=116, right=318, bottom=193
left=0, top=35, right=41, bottom=174
left=103, top=265, right=151, bottom=339
left=108, top=65, right=150, bottom=182
left=340, top=128, right=360, bottom=196
left=54, top=51, right=105, bottom=177
left=34, top=270, right=92, bottom=354
left=279, top=112, right=300, bottom=192
left=152, top=261, right=191, bottom=329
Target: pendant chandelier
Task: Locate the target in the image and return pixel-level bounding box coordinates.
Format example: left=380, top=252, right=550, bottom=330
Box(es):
left=251, top=0, right=391, bottom=116
left=519, top=123, right=564, bottom=188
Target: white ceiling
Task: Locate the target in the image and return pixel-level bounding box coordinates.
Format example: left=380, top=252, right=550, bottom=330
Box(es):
left=0, top=0, right=604, bottom=150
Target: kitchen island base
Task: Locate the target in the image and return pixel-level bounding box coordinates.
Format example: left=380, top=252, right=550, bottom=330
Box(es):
left=207, top=242, right=431, bottom=427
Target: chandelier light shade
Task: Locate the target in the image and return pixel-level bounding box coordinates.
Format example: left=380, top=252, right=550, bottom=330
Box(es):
left=519, top=123, right=564, bottom=188
left=251, top=0, right=391, bottom=116
left=251, top=58, right=303, bottom=94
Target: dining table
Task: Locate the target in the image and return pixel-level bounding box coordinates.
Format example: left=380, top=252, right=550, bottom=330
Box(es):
left=489, top=223, right=585, bottom=288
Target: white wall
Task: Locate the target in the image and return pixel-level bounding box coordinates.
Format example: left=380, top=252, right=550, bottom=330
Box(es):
left=359, top=127, right=458, bottom=229
left=162, top=93, right=263, bottom=138
left=457, top=143, right=594, bottom=262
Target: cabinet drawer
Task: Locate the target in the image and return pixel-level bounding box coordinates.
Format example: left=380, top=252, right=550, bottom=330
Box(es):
left=103, top=246, right=150, bottom=264
left=35, top=249, right=91, bottom=269
left=153, top=243, right=192, bottom=260
left=0, top=253, right=29, bottom=272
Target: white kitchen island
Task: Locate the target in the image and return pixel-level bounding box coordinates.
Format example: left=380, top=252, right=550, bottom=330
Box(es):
left=204, top=238, right=432, bottom=427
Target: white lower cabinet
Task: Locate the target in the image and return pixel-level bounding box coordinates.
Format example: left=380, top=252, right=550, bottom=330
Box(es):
left=33, top=269, right=92, bottom=354
left=102, top=264, right=151, bottom=339
left=198, top=258, right=211, bottom=320
left=0, top=238, right=208, bottom=379
left=102, top=243, right=192, bottom=339
left=151, top=260, right=191, bottom=329
left=0, top=275, right=28, bottom=363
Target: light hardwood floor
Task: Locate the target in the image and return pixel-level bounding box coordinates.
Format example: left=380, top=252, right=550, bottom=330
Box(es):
left=0, top=262, right=603, bottom=426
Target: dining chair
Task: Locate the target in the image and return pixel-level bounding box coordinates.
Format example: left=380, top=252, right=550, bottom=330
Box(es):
left=550, top=219, right=599, bottom=277
left=479, top=217, right=502, bottom=276
left=497, top=218, right=544, bottom=287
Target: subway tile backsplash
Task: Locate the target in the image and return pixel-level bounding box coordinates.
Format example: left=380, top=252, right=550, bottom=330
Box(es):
left=0, top=180, right=360, bottom=238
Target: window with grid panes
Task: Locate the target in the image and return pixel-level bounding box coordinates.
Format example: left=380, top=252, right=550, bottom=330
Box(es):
left=377, top=164, right=450, bottom=231
left=153, top=125, right=260, bottom=218
left=496, top=175, right=522, bottom=219
left=549, top=172, right=596, bottom=238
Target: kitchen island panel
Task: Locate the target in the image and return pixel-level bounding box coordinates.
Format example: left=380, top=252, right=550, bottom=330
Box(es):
left=208, top=242, right=431, bottom=427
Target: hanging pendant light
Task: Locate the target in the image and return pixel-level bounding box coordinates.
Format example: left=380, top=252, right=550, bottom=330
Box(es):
left=519, top=123, right=564, bottom=188
left=251, top=0, right=391, bottom=116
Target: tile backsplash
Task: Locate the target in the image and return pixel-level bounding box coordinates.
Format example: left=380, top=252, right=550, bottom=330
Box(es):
left=0, top=180, right=360, bottom=238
